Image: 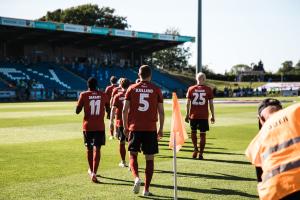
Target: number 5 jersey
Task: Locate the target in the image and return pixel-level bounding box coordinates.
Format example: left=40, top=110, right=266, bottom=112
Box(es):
left=125, top=81, right=163, bottom=132
left=77, top=90, right=109, bottom=131
left=186, top=85, right=214, bottom=119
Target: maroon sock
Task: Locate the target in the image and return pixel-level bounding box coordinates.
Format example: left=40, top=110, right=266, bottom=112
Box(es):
left=93, top=148, right=101, bottom=174
left=87, top=150, right=93, bottom=172
left=145, top=160, right=154, bottom=192
left=191, top=132, right=198, bottom=150
left=199, top=133, right=206, bottom=155
left=129, top=154, right=139, bottom=178
left=120, top=143, right=126, bottom=161
left=110, top=129, right=114, bottom=137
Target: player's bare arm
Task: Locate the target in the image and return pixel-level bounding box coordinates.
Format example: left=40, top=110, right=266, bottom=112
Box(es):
left=122, top=100, right=130, bottom=137
left=157, top=102, right=165, bottom=140
left=110, top=106, right=117, bottom=133
left=209, top=99, right=215, bottom=124
left=185, top=99, right=191, bottom=123
left=75, top=105, right=83, bottom=114
left=109, top=97, right=114, bottom=108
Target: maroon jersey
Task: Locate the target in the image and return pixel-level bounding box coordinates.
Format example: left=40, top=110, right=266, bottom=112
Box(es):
left=125, top=81, right=163, bottom=131
left=186, top=84, right=213, bottom=119
left=111, top=86, right=123, bottom=100
left=105, top=84, right=117, bottom=102
left=112, top=90, right=126, bottom=127
left=77, top=90, right=108, bottom=131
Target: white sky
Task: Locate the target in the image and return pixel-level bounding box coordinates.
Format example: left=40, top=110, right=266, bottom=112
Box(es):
left=1, top=0, right=300, bottom=73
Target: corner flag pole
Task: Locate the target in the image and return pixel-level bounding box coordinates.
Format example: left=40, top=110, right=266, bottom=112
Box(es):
left=173, top=131, right=178, bottom=200
left=170, top=93, right=188, bottom=200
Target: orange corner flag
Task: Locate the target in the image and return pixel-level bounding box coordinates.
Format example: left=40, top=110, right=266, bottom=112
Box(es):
left=169, top=92, right=188, bottom=152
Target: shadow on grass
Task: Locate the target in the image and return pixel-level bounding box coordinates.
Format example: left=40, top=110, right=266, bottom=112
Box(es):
left=99, top=175, right=257, bottom=199
left=158, top=143, right=226, bottom=150
left=150, top=184, right=258, bottom=199
left=156, top=155, right=250, bottom=165
left=99, top=176, right=175, bottom=200
left=139, top=168, right=255, bottom=181
left=159, top=140, right=215, bottom=145
left=139, top=195, right=196, bottom=200
left=158, top=148, right=244, bottom=156
left=204, top=158, right=250, bottom=165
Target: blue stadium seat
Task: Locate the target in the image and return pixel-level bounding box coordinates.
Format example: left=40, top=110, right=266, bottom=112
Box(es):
left=0, top=80, right=8, bottom=89
left=0, top=62, right=86, bottom=90
left=63, top=63, right=188, bottom=97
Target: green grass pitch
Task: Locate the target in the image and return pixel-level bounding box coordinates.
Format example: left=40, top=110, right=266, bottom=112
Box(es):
left=0, top=98, right=297, bottom=199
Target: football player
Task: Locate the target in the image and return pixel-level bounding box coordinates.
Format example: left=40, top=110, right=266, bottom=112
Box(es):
left=76, top=77, right=109, bottom=183
left=185, top=72, right=215, bottom=160
left=110, top=78, right=131, bottom=168
left=122, top=65, right=165, bottom=196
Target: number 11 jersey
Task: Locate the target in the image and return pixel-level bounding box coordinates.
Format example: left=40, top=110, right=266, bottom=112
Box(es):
left=186, top=85, right=213, bottom=120
left=125, top=81, right=163, bottom=132
left=77, top=90, right=108, bottom=131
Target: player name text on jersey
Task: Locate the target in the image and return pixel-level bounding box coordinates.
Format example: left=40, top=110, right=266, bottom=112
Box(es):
left=194, top=89, right=205, bottom=93
left=135, top=88, right=154, bottom=93
left=88, top=95, right=101, bottom=100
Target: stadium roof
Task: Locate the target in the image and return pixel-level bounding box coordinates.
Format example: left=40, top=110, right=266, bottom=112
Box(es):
left=0, top=16, right=195, bottom=53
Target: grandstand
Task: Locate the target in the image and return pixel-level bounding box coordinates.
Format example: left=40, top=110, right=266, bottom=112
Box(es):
left=0, top=79, right=8, bottom=89
left=0, top=16, right=194, bottom=101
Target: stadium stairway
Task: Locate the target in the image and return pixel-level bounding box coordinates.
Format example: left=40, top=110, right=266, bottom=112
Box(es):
left=151, top=68, right=187, bottom=92
left=0, top=62, right=86, bottom=90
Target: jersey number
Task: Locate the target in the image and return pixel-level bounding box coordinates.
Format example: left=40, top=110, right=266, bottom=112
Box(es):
left=192, top=93, right=206, bottom=105
left=90, top=100, right=101, bottom=115
left=138, top=93, right=149, bottom=112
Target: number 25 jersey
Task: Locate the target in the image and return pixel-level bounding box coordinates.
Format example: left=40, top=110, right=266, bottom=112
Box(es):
left=77, top=90, right=108, bottom=131
left=125, top=81, right=163, bottom=132
left=186, top=85, right=213, bottom=119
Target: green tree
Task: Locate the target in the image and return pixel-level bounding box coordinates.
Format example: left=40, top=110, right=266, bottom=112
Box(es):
left=39, top=4, right=129, bottom=29
left=149, top=28, right=191, bottom=70
left=277, top=61, right=294, bottom=74
left=229, top=64, right=251, bottom=75
left=202, top=65, right=216, bottom=76
left=294, top=60, right=300, bottom=70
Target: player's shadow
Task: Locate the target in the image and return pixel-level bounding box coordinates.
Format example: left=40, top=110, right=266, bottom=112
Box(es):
left=158, top=143, right=221, bottom=149
left=99, top=175, right=257, bottom=199
left=159, top=141, right=214, bottom=146
left=203, top=158, right=250, bottom=165
left=150, top=184, right=258, bottom=199
left=156, top=155, right=250, bottom=165
left=159, top=148, right=244, bottom=156
left=99, top=176, right=175, bottom=200
left=96, top=175, right=131, bottom=186
left=139, top=168, right=255, bottom=181
left=140, top=196, right=195, bottom=200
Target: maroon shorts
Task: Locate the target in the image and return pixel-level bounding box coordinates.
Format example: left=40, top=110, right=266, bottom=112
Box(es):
left=83, top=131, right=105, bottom=149
left=128, top=131, right=158, bottom=155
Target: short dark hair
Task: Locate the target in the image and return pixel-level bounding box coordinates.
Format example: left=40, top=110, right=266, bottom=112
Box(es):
left=120, top=78, right=130, bottom=89
left=138, top=65, right=152, bottom=79
left=258, top=98, right=282, bottom=129
left=87, top=77, right=98, bottom=90
left=110, top=76, right=118, bottom=84
left=258, top=98, right=282, bottom=116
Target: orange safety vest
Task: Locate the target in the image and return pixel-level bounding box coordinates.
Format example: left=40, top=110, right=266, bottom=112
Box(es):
left=246, top=103, right=300, bottom=200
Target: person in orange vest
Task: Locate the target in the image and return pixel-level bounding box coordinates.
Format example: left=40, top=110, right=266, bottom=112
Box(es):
left=246, top=98, right=300, bottom=200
